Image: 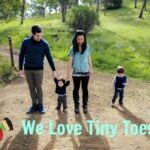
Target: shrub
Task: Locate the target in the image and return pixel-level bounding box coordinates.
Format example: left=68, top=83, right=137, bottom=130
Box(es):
left=0, top=55, right=17, bottom=84
left=68, top=6, right=99, bottom=33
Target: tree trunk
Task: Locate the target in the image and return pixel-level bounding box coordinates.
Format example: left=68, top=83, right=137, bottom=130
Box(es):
left=74, top=0, right=79, bottom=6
left=139, top=0, right=147, bottom=18
left=134, top=0, right=137, bottom=8
left=61, top=0, right=67, bottom=22
left=104, top=0, right=107, bottom=16
left=42, top=7, right=45, bottom=18
left=20, top=0, right=26, bottom=25
left=96, top=0, right=100, bottom=15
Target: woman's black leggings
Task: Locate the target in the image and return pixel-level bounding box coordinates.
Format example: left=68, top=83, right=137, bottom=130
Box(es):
left=72, top=76, right=90, bottom=109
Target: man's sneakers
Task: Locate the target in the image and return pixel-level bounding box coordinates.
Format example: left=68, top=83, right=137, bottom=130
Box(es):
left=38, top=103, right=46, bottom=114
left=26, top=104, right=38, bottom=114
left=27, top=103, right=45, bottom=114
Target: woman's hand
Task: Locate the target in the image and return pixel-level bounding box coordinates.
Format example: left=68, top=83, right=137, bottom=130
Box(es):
left=89, top=69, right=93, bottom=77
left=67, top=56, right=73, bottom=81
left=88, top=56, right=93, bottom=78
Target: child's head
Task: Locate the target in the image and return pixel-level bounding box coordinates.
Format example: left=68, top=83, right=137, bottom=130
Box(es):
left=57, top=74, right=66, bottom=87
left=117, top=66, right=125, bottom=74
left=57, top=79, right=65, bottom=87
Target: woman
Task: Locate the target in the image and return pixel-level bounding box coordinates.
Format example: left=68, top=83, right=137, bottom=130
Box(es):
left=67, top=30, right=93, bottom=114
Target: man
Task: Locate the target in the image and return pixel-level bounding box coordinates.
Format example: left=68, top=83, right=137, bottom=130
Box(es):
left=19, top=25, right=56, bottom=114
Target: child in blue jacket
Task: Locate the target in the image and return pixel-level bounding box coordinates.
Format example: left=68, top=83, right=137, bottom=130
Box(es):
left=112, top=66, right=127, bottom=106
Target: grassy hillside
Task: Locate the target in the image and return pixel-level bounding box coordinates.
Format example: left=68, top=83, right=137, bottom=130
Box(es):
left=0, top=0, right=150, bottom=80
left=0, top=54, right=16, bottom=85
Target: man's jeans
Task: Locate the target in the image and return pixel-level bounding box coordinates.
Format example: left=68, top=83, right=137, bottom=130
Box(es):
left=25, top=70, right=43, bottom=104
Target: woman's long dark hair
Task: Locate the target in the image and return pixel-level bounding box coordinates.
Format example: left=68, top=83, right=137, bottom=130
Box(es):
left=72, top=30, right=87, bottom=54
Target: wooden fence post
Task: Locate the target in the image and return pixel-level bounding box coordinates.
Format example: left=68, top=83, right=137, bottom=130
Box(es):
left=8, top=36, right=15, bottom=68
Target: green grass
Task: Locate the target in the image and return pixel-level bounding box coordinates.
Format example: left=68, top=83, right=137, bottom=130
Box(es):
left=1, top=0, right=150, bottom=80
left=0, top=54, right=17, bottom=85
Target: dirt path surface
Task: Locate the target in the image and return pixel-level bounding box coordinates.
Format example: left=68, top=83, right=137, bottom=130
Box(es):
left=0, top=46, right=150, bottom=150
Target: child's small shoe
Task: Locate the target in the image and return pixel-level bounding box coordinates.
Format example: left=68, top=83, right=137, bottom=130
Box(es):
left=55, top=106, right=61, bottom=111
left=63, top=108, right=67, bottom=113
left=119, top=103, right=124, bottom=107
left=111, top=103, right=115, bottom=108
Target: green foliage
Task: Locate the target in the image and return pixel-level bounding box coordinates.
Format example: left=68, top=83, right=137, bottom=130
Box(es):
left=67, top=6, right=99, bottom=33
left=0, top=0, right=21, bottom=20
left=0, top=0, right=150, bottom=80
left=0, top=55, right=17, bottom=84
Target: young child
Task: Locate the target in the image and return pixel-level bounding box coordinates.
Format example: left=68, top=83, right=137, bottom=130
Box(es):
left=54, top=75, right=70, bottom=112
left=0, top=117, right=13, bottom=141
left=112, top=66, right=127, bottom=106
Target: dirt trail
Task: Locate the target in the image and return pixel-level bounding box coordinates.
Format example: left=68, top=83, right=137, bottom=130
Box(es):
left=0, top=46, right=150, bottom=150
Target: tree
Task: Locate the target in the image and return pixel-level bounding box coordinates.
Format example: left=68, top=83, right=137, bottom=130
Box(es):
left=0, top=0, right=21, bottom=20
left=30, top=0, right=49, bottom=18
left=139, top=0, right=147, bottom=18
left=47, top=0, right=59, bottom=14
left=96, top=0, right=100, bottom=15
left=20, top=0, right=26, bottom=25
left=68, top=6, right=99, bottom=33
left=103, top=0, right=108, bottom=16
left=58, top=0, right=68, bottom=22
left=58, top=0, right=74, bottom=22
left=81, top=0, right=95, bottom=5
left=134, top=0, right=137, bottom=8
left=74, top=0, right=79, bottom=6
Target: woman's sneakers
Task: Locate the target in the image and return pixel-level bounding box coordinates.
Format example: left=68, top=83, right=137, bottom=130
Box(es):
left=83, top=108, right=88, bottom=114
left=26, top=103, right=45, bottom=114
left=83, top=105, right=88, bottom=114
left=74, top=107, right=88, bottom=114
left=74, top=104, right=80, bottom=114
left=74, top=109, right=80, bottom=114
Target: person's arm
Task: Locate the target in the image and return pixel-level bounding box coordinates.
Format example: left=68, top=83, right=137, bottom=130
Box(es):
left=18, top=41, right=26, bottom=78
left=45, top=43, right=56, bottom=77
left=67, top=46, right=74, bottom=80
left=112, top=76, right=116, bottom=88
left=123, top=76, right=128, bottom=86
left=88, top=46, right=93, bottom=77
left=54, top=78, right=58, bottom=84
left=67, top=56, right=73, bottom=80
left=88, top=56, right=93, bottom=77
